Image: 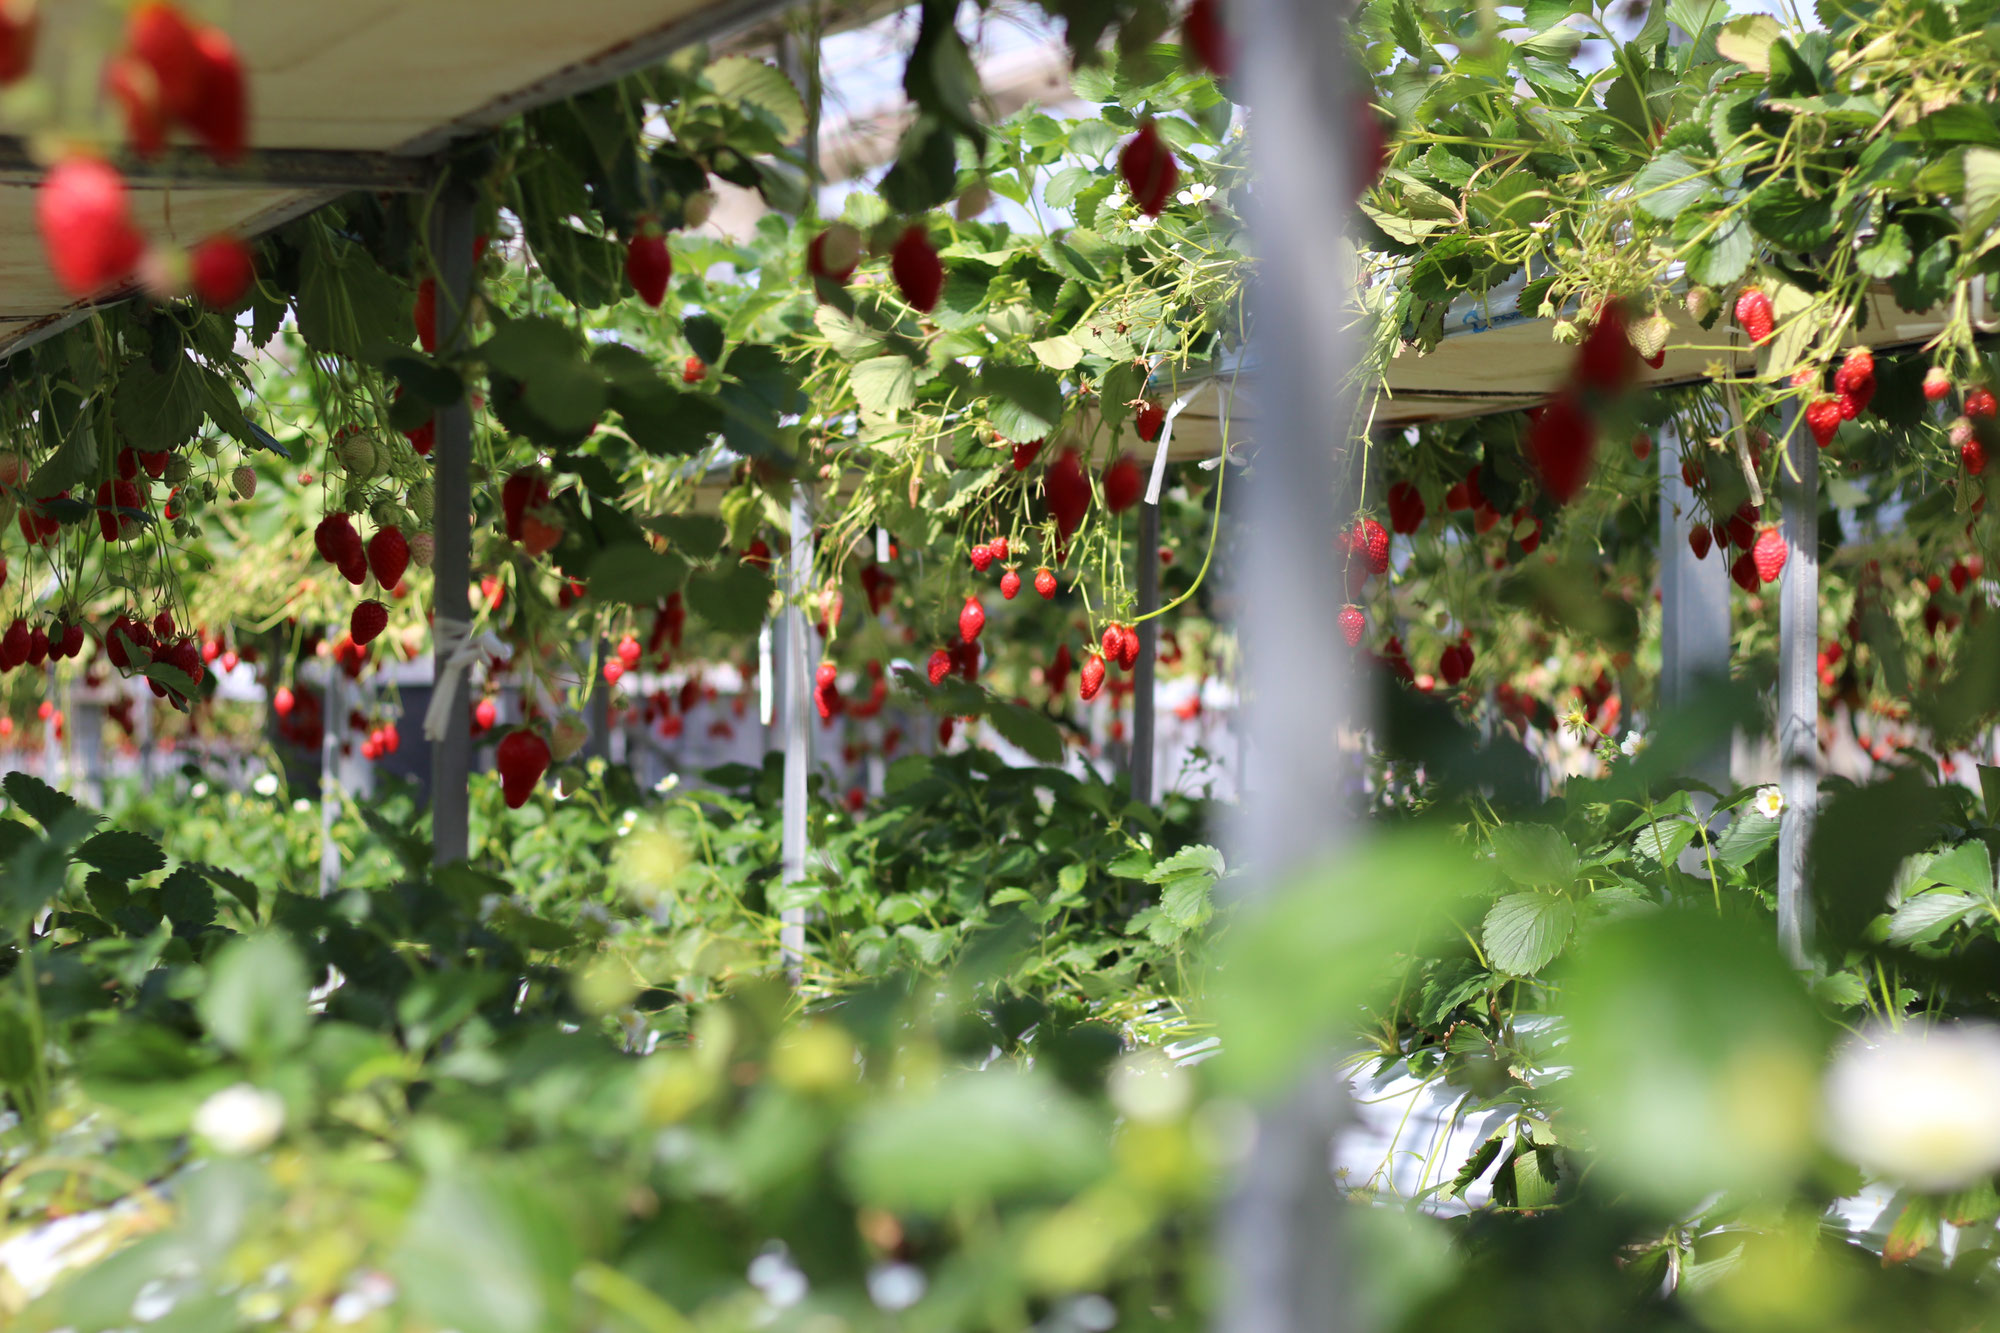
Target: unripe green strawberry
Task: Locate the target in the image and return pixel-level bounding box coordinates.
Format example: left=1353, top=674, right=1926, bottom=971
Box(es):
left=408, top=531, right=435, bottom=568
left=336, top=432, right=378, bottom=478
left=198, top=437, right=223, bottom=458
left=230, top=465, right=255, bottom=499
left=1684, top=286, right=1717, bottom=323
left=407, top=480, right=434, bottom=523
left=163, top=455, right=191, bottom=484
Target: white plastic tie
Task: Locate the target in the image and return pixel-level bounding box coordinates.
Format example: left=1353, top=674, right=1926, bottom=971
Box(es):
left=423, top=617, right=503, bottom=742
left=1146, top=383, right=1210, bottom=506
left=758, top=622, right=775, bottom=727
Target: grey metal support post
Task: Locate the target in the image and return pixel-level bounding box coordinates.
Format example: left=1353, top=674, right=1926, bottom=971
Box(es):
left=319, top=668, right=342, bottom=897
left=1777, top=404, right=1816, bottom=966
left=779, top=487, right=814, bottom=976
left=1226, top=2, right=1357, bottom=1332
left=429, top=180, right=477, bottom=867
left=1132, top=501, right=1160, bottom=805
left=1656, top=420, right=1732, bottom=788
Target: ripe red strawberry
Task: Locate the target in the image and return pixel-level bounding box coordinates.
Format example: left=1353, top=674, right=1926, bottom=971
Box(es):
left=1726, top=502, right=1759, bottom=549
left=1632, top=433, right=1652, bottom=461
left=988, top=536, right=1007, bottom=561
left=0, top=3, right=37, bottom=84
left=1834, top=347, right=1875, bottom=418
left=472, top=697, right=499, bottom=734
left=1118, top=623, right=1141, bottom=670
left=312, top=512, right=355, bottom=566
left=1689, top=524, right=1712, bottom=560
left=1734, top=286, right=1774, bottom=345
left=107, top=55, right=166, bottom=156
left=339, top=547, right=368, bottom=586
left=139, top=450, right=169, bottom=479
left=1046, top=643, right=1074, bottom=695
left=1752, top=526, right=1786, bottom=583
left=1080, top=652, right=1107, bottom=701
left=37, top=157, right=144, bottom=297
left=1964, top=436, right=1987, bottom=477
left=413, top=276, right=437, bottom=352
left=1952, top=561, right=1972, bottom=594
left=184, top=25, right=246, bottom=163
left=626, top=230, right=671, bottom=307
left=1838, top=345, right=1875, bottom=384
left=189, top=234, right=253, bottom=306
left=273, top=685, right=295, bottom=717
left=927, top=649, right=951, bottom=685
left=58, top=622, right=83, bottom=659
left=1513, top=507, right=1542, bottom=555
left=1730, top=551, right=1757, bottom=592
left=1529, top=389, right=1596, bottom=504
left=1968, top=387, right=1997, bottom=419
left=496, top=728, right=551, bottom=809
left=970, top=543, right=995, bottom=572
left=1183, top=0, right=1230, bottom=76
left=952, top=636, right=980, bottom=680
left=1924, top=367, right=1952, bottom=402
left=682, top=355, right=706, bottom=384
left=1103, top=453, right=1144, bottom=512
left=807, top=224, right=862, bottom=284
left=1338, top=605, right=1365, bottom=647
left=501, top=469, right=550, bottom=541
left=1386, top=480, right=1425, bottom=534
left=1134, top=402, right=1167, bottom=442
left=0, top=618, right=25, bottom=671
left=1120, top=119, right=1178, bottom=217
left=1011, top=438, right=1043, bottom=471
left=1046, top=447, right=1091, bottom=538
left=1000, top=568, right=1022, bottom=600
left=128, top=3, right=205, bottom=120
left=1352, top=518, right=1390, bottom=574
left=1573, top=303, right=1636, bottom=394
left=1805, top=396, right=1841, bottom=448
left=891, top=225, right=943, bottom=313
left=1681, top=459, right=1704, bottom=490
left=1034, top=567, right=1057, bottom=598
left=350, top=600, right=388, bottom=646
left=1101, top=623, right=1123, bottom=662
left=617, top=635, right=643, bottom=668
left=368, top=526, right=409, bottom=589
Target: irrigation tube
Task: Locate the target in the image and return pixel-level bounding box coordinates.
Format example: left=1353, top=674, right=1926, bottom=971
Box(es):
left=1222, top=2, right=1359, bottom=1331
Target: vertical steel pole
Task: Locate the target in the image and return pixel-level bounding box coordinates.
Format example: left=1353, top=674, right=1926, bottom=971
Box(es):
left=430, top=180, right=477, bottom=867
left=1655, top=420, right=1732, bottom=787
left=776, top=15, right=821, bottom=979
left=318, top=668, right=341, bottom=897
left=779, top=489, right=814, bottom=976
left=1776, top=403, right=1815, bottom=966
left=1132, top=502, right=1160, bottom=804
left=1226, top=3, right=1356, bottom=1332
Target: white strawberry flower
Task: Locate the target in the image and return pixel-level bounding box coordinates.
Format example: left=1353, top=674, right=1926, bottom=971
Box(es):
left=1753, top=785, right=1785, bottom=819
left=1130, top=215, right=1158, bottom=233
left=1619, top=731, right=1647, bottom=757
left=193, top=1083, right=286, bottom=1155
left=1176, top=182, right=1217, bottom=206
left=252, top=773, right=279, bottom=797
left=1826, top=1022, right=2000, bottom=1190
